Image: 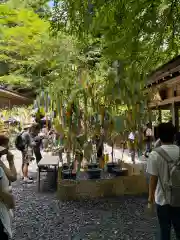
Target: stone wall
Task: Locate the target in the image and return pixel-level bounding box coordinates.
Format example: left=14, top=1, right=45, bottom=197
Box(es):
left=57, top=165, right=148, bottom=201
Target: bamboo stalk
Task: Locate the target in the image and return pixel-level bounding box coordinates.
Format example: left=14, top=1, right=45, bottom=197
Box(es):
left=83, top=91, right=88, bottom=138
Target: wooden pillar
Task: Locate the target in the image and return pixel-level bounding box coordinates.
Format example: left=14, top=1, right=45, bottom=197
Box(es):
left=171, top=102, right=179, bottom=131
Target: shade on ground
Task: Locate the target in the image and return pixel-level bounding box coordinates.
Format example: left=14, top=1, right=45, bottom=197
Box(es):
left=12, top=179, right=156, bottom=240
left=10, top=150, right=176, bottom=240
left=11, top=179, right=176, bottom=240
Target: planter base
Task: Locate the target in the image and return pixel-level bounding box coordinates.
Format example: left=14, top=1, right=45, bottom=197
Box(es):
left=58, top=180, right=77, bottom=201
left=57, top=175, right=148, bottom=201
left=113, top=168, right=128, bottom=177
left=62, top=170, right=76, bottom=180
left=107, top=163, right=118, bottom=173
left=87, top=168, right=101, bottom=179
left=87, top=163, right=98, bottom=169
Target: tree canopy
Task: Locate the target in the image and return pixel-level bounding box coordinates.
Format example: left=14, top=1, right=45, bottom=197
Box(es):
left=1, top=0, right=178, bottom=130
left=0, top=4, right=48, bottom=86
left=0, top=1, right=76, bottom=97
left=52, top=0, right=180, bottom=96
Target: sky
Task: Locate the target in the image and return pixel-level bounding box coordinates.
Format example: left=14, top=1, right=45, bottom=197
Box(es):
left=49, top=1, right=54, bottom=7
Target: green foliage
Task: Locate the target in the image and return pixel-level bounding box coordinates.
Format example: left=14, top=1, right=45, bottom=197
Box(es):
left=0, top=4, right=49, bottom=87
left=7, top=0, right=51, bottom=19
left=0, top=74, right=31, bottom=86
left=52, top=0, right=180, bottom=105
left=0, top=2, right=77, bottom=93
left=1, top=0, right=172, bottom=134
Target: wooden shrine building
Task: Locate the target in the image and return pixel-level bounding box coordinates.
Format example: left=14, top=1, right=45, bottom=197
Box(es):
left=147, top=55, right=180, bottom=130
left=0, top=87, right=33, bottom=108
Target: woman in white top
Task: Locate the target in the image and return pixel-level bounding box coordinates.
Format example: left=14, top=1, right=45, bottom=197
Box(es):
left=128, top=132, right=136, bottom=163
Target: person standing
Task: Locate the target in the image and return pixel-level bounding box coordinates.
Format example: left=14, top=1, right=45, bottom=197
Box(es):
left=40, top=127, right=48, bottom=149
left=0, top=145, right=17, bottom=239
left=30, top=124, right=42, bottom=165
left=128, top=131, right=136, bottom=163
left=18, top=124, right=33, bottom=183
left=147, top=122, right=180, bottom=240
left=19, top=123, right=40, bottom=183
left=144, top=123, right=153, bottom=157
left=0, top=135, right=17, bottom=181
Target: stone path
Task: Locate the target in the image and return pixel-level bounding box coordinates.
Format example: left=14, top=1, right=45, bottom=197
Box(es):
left=12, top=186, right=159, bottom=240
left=12, top=179, right=177, bottom=240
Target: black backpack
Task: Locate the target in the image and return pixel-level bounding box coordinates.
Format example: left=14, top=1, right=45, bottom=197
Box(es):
left=15, top=132, right=25, bottom=151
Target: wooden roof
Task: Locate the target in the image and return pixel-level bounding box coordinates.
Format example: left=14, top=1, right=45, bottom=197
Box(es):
left=147, top=55, right=180, bottom=87
left=149, top=95, right=180, bottom=109
left=0, top=87, right=33, bottom=108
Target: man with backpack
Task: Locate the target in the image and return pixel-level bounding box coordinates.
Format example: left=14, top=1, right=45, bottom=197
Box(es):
left=15, top=123, right=40, bottom=183
left=147, top=122, right=180, bottom=240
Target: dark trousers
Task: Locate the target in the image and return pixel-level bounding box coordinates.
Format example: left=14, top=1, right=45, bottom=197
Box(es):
left=157, top=204, right=180, bottom=240
left=145, top=141, right=152, bottom=156
left=33, top=148, right=42, bottom=165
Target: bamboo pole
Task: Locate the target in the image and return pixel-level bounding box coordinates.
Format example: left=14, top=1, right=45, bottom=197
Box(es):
left=83, top=91, right=88, bottom=138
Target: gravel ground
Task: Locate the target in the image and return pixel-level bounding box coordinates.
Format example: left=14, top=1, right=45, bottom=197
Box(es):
left=9, top=149, right=173, bottom=240
left=11, top=175, right=163, bottom=240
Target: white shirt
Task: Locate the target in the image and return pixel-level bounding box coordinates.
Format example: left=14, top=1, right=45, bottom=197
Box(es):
left=146, top=128, right=152, bottom=137
left=147, top=145, right=179, bottom=206
left=0, top=167, right=12, bottom=237
left=128, top=132, right=135, bottom=140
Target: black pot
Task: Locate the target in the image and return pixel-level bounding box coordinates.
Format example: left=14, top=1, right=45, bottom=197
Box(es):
left=87, top=163, right=98, bottom=169
left=62, top=170, right=71, bottom=179
left=87, top=168, right=101, bottom=179
left=62, top=170, right=77, bottom=180
left=107, top=163, right=118, bottom=173
left=113, top=168, right=128, bottom=177
left=62, top=164, right=69, bottom=171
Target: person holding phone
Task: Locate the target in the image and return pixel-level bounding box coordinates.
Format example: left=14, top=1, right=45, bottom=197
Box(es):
left=0, top=146, right=16, bottom=240
left=0, top=135, right=17, bottom=183
left=0, top=135, right=17, bottom=239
